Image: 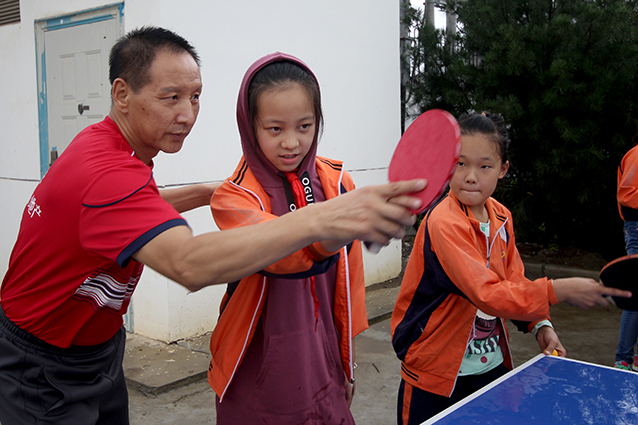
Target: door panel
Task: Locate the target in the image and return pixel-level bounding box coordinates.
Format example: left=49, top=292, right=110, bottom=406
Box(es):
left=44, top=18, right=118, bottom=163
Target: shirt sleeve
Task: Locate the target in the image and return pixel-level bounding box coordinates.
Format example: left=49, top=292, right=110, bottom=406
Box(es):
left=618, top=147, right=638, bottom=209
left=79, top=163, right=186, bottom=267
left=429, top=214, right=554, bottom=322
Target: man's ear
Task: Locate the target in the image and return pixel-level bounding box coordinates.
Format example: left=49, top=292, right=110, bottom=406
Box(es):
left=111, top=78, right=131, bottom=114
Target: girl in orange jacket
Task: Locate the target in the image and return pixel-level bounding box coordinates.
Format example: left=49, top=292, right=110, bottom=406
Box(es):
left=391, top=111, right=630, bottom=425
left=208, top=53, right=367, bottom=425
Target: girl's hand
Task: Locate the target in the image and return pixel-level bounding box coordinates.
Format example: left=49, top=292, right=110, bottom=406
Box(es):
left=344, top=373, right=355, bottom=407
left=552, top=277, right=632, bottom=309
left=536, top=325, right=566, bottom=357
left=159, top=182, right=220, bottom=212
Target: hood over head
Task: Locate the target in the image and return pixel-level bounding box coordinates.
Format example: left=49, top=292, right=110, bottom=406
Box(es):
left=236, top=52, right=323, bottom=215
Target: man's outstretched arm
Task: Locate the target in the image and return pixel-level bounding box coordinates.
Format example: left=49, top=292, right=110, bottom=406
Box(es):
left=134, top=179, right=426, bottom=291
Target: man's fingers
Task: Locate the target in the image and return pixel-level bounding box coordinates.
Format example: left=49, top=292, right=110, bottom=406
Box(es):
left=357, top=184, right=421, bottom=232
left=317, top=180, right=427, bottom=248
left=381, top=179, right=427, bottom=200
left=363, top=223, right=407, bottom=246
left=373, top=202, right=413, bottom=239
left=387, top=194, right=423, bottom=210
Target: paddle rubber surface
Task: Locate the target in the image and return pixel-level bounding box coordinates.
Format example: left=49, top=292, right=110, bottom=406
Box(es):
left=600, top=254, right=638, bottom=310
left=388, top=109, right=460, bottom=214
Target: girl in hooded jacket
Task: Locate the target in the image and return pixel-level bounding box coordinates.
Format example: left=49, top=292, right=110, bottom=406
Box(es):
left=207, top=53, right=367, bottom=424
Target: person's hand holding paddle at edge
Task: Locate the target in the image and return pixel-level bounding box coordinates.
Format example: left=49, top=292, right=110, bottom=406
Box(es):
left=552, top=277, right=631, bottom=310
left=540, top=277, right=632, bottom=357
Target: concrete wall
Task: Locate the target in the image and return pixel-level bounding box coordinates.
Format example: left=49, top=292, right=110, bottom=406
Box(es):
left=0, top=0, right=403, bottom=342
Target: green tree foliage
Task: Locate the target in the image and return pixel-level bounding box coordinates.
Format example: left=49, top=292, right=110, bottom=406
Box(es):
left=404, top=0, right=638, bottom=258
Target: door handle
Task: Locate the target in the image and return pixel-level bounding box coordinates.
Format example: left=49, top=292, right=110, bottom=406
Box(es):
left=77, top=103, right=90, bottom=115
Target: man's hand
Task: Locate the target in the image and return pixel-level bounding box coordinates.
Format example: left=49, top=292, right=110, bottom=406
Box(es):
left=314, top=179, right=427, bottom=252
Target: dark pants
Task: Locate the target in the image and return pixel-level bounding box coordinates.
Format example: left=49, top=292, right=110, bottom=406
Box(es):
left=616, top=221, right=638, bottom=363
left=397, top=363, right=509, bottom=425
left=0, top=307, right=129, bottom=425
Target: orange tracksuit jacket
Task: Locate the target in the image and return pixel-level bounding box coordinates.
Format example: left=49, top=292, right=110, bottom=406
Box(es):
left=207, top=156, right=368, bottom=400
left=391, top=192, right=558, bottom=397
left=618, top=144, right=638, bottom=221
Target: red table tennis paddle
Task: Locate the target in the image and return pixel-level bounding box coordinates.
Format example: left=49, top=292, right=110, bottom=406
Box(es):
left=368, top=109, right=461, bottom=253
left=389, top=109, right=461, bottom=214
left=600, top=254, right=638, bottom=310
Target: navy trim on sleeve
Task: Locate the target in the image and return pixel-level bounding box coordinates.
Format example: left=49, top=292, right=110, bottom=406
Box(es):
left=84, top=174, right=154, bottom=208
left=117, top=218, right=189, bottom=267
left=259, top=253, right=340, bottom=279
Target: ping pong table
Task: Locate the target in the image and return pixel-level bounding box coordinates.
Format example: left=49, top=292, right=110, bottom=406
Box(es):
left=422, top=354, right=638, bottom=424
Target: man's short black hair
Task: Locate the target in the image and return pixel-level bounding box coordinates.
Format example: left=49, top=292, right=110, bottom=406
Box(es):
left=109, top=26, right=200, bottom=92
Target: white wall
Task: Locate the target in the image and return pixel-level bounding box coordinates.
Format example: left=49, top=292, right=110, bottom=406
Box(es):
left=0, top=0, right=402, bottom=342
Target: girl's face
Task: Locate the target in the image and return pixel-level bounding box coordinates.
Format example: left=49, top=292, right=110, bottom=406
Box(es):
left=255, top=83, right=315, bottom=173
left=450, top=133, right=509, bottom=221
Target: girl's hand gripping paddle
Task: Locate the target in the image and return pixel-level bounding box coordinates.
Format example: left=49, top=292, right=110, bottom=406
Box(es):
left=368, top=109, right=461, bottom=253
left=600, top=254, right=638, bottom=310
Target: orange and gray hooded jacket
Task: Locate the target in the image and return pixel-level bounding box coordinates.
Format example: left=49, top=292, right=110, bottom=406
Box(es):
left=391, top=192, right=558, bottom=397
left=206, top=52, right=367, bottom=401
left=207, top=157, right=367, bottom=400
left=618, top=144, right=638, bottom=221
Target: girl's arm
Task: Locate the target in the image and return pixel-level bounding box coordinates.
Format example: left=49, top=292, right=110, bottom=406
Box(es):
left=432, top=217, right=631, bottom=314
left=430, top=219, right=555, bottom=322
left=504, top=229, right=550, bottom=333
left=160, top=182, right=220, bottom=213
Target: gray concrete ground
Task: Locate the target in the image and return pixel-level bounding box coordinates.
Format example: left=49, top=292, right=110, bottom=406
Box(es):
left=127, top=318, right=403, bottom=425
left=126, top=261, right=625, bottom=424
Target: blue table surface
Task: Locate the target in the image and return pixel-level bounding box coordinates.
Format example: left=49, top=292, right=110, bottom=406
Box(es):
left=424, top=354, right=638, bottom=425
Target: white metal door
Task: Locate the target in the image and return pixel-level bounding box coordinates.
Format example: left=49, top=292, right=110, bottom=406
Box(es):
left=44, top=19, right=118, bottom=164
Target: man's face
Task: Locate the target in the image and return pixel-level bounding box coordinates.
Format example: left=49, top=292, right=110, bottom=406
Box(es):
left=125, top=50, right=202, bottom=164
